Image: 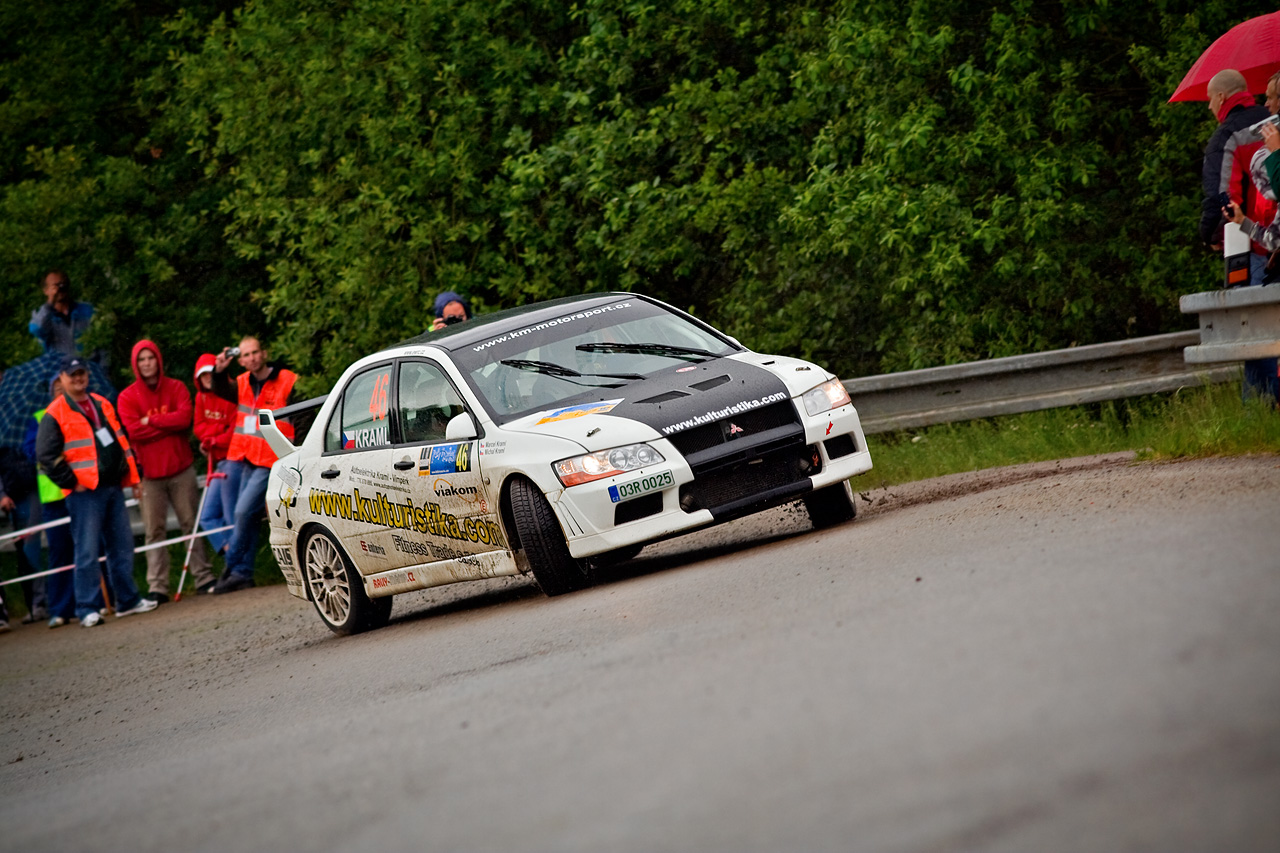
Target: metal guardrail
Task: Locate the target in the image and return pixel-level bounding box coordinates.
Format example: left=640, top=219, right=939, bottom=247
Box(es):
left=260, top=335, right=1245, bottom=438
left=843, top=330, right=1239, bottom=435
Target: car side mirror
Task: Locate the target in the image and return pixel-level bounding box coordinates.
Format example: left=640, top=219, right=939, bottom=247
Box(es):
left=444, top=411, right=478, bottom=441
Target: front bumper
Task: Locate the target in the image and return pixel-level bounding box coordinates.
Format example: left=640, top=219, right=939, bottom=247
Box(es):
left=555, top=402, right=872, bottom=558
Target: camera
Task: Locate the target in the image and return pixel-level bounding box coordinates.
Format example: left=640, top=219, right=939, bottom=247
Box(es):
left=443, top=315, right=465, bottom=326
left=227, top=346, right=241, bottom=357
left=1247, top=114, right=1280, bottom=135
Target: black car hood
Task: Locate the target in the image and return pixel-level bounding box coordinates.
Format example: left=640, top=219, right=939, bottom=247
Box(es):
left=604, top=357, right=792, bottom=438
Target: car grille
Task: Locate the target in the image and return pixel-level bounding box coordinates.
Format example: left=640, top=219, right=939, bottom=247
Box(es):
left=679, top=441, right=819, bottom=520
left=664, top=401, right=800, bottom=456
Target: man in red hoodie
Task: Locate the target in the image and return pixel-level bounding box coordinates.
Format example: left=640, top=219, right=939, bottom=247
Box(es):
left=117, top=340, right=215, bottom=601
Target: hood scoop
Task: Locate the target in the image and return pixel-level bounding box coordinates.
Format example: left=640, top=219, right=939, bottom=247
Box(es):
left=635, top=390, right=691, bottom=405
left=689, top=374, right=731, bottom=392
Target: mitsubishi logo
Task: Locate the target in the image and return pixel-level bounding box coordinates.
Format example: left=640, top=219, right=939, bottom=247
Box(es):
left=728, top=423, right=744, bottom=436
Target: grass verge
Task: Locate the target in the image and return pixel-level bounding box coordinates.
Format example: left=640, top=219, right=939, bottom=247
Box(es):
left=863, top=380, right=1280, bottom=488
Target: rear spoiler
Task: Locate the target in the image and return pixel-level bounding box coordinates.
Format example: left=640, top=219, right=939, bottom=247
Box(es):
left=256, top=394, right=328, bottom=460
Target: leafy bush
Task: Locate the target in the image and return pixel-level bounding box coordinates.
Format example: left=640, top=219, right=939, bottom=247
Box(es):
left=0, top=0, right=1250, bottom=394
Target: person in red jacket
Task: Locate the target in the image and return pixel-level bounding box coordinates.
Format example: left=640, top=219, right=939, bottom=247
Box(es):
left=117, top=339, right=215, bottom=601
left=193, top=354, right=238, bottom=556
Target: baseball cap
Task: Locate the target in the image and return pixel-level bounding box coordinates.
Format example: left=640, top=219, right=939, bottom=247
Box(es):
left=60, top=354, right=90, bottom=374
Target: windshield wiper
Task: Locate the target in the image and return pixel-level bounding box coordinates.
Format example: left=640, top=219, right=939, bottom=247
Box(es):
left=575, top=342, right=721, bottom=361
left=500, top=358, right=645, bottom=382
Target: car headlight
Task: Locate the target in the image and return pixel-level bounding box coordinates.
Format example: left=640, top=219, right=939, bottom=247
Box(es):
left=553, top=444, right=666, bottom=487
left=802, top=378, right=851, bottom=416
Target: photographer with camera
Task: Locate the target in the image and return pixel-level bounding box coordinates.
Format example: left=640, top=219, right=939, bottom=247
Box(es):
left=29, top=269, right=94, bottom=358
left=430, top=290, right=472, bottom=331
left=206, top=336, right=298, bottom=594
left=1199, top=71, right=1275, bottom=277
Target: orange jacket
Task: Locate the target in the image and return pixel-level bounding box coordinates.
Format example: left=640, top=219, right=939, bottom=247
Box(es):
left=228, top=369, right=298, bottom=467
left=45, top=393, right=140, bottom=495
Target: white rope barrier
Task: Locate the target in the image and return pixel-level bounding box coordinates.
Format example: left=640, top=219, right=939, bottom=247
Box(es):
left=0, top=498, right=139, bottom=546
left=0, top=524, right=235, bottom=587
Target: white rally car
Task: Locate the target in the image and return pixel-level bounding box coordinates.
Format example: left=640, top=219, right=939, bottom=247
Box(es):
left=258, top=293, right=873, bottom=634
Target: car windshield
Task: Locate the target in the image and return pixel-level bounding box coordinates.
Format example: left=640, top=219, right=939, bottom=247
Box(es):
left=451, top=298, right=738, bottom=423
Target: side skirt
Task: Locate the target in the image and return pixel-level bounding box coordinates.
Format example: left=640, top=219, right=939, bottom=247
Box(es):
left=361, top=549, right=521, bottom=598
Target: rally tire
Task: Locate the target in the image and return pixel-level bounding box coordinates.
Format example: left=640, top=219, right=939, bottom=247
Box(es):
left=302, top=527, right=392, bottom=635
left=803, top=479, right=857, bottom=529
left=509, top=478, right=592, bottom=596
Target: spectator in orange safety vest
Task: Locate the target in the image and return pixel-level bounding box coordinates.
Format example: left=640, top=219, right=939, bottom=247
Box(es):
left=207, top=336, right=298, bottom=594
left=35, top=355, right=157, bottom=627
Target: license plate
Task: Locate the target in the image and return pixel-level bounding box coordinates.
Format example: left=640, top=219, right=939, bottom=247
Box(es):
left=608, top=470, right=674, bottom=503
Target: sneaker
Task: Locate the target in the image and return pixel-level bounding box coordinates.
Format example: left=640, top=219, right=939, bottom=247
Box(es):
left=0, top=620, right=10, bottom=633
left=145, top=592, right=169, bottom=605
left=212, top=573, right=255, bottom=595
left=116, top=598, right=159, bottom=618
left=48, top=616, right=67, bottom=629
left=196, top=580, right=218, bottom=595
left=21, top=606, right=48, bottom=624
left=80, top=612, right=103, bottom=628
left=99, top=607, right=111, bottom=618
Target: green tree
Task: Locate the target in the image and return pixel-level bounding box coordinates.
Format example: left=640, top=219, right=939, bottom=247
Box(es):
left=157, top=0, right=1254, bottom=392
left=166, top=0, right=582, bottom=393
left=0, top=0, right=260, bottom=392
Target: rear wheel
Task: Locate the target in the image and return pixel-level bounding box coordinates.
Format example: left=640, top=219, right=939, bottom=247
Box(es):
left=803, top=479, right=857, bottom=529
left=303, top=528, right=392, bottom=635
left=509, top=478, right=592, bottom=596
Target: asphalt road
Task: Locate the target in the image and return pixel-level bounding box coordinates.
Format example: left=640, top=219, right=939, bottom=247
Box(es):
left=1, top=454, right=1278, bottom=851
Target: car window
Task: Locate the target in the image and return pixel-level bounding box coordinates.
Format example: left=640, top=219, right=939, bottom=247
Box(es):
left=324, top=363, right=393, bottom=452
left=454, top=299, right=736, bottom=423
left=397, top=360, right=466, bottom=445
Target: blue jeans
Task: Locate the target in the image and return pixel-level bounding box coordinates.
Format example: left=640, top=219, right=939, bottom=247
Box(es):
left=38, top=499, right=76, bottom=619
left=1242, top=255, right=1279, bottom=403
left=223, top=460, right=270, bottom=580
left=65, top=486, right=142, bottom=619
left=1242, top=358, right=1280, bottom=403
left=199, top=459, right=236, bottom=554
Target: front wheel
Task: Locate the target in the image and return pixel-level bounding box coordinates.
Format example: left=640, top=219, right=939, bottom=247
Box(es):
left=302, top=528, right=392, bottom=635
left=509, top=478, right=592, bottom=596
left=803, top=479, right=857, bottom=529
left=588, top=543, right=643, bottom=570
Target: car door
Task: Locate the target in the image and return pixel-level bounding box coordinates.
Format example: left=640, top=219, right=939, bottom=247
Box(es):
left=310, top=360, right=405, bottom=572
left=389, top=359, right=505, bottom=569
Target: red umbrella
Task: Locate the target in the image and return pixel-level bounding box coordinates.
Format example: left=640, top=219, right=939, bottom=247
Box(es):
left=1169, top=11, right=1280, bottom=103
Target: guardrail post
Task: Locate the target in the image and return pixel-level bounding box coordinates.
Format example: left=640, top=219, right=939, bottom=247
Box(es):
left=1179, top=284, right=1280, bottom=363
